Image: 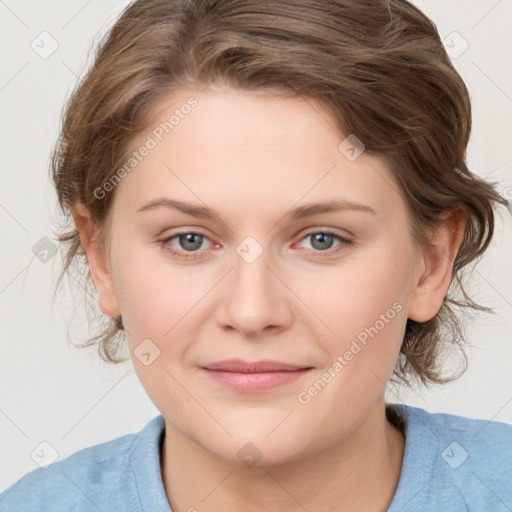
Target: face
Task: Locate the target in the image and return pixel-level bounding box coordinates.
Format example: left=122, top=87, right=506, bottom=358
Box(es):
left=97, top=85, right=427, bottom=465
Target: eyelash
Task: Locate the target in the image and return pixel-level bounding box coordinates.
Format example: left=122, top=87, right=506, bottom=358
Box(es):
left=158, top=229, right=354, bottom=260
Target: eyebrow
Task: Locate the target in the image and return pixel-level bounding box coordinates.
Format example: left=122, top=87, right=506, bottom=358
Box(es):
left=135, top=197, right=377, bottom=220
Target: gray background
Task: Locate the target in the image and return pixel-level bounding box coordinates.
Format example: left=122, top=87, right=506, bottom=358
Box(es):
left=1, top=0, right=511, bottom=491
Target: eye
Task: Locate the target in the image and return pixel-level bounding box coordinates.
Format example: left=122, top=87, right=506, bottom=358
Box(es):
left=296, top=230, right=353, bottom=255
left=159, top=231, right=215, bottom=260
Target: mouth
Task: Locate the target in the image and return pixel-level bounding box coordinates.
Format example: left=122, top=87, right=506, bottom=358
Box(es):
left=199, top=359, right=313, bottom=392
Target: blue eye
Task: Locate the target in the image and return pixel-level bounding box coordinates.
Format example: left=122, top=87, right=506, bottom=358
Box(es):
left=159, top=232, right=213, bottom=260
left=172, top=233, right=205, bottom=251
left=297, top=230, right=353, bottom=255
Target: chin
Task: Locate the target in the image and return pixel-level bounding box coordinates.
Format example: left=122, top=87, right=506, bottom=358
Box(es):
left=197, top=431, right=311, bottom=469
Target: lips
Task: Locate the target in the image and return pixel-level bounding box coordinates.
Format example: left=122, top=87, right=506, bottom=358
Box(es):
left=200, top=359, right=310, bottom=373
left=199, top=359, right=313, bottom=392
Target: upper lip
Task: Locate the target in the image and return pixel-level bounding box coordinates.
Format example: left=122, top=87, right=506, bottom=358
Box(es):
left=200, top=359, right=311, bottom=373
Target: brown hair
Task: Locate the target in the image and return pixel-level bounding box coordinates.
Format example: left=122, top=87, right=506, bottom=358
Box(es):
left=51, top=0, right=507, bottom=387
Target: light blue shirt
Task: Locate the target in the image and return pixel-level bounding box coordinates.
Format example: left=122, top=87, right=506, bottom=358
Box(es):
left=1, top=404, right=511, bottom=511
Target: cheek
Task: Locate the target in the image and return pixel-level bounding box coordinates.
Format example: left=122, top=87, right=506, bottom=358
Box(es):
left=111, top=247, right=201, bottom=410
left=111, top=242, right=186, bottom=344
left=293, top=269, right=408, bottom=421
left=303, top=253, right=407, bottom=326
left=299, top=251, right=410, bottom=372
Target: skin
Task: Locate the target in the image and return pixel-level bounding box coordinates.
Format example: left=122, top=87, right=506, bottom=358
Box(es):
left=73, top=84, right=466, bottom=512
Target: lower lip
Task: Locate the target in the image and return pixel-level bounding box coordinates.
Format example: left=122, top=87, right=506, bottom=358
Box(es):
left=200, top=368, right=312, bottom=392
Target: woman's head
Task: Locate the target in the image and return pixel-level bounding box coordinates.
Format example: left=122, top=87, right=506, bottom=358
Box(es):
left=70, top=83, right=451, bottom=465
left=52, top=0, right=503, bottom=401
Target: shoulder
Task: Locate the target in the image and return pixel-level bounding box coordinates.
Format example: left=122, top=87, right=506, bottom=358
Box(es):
left=0, top=415, right=165, bottom=512
left=409, top=404, right=512, bottom=466
left=390, top=404, right=512, bottom=511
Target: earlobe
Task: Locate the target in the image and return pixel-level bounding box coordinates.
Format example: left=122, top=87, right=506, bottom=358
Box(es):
left=407, top=209, right=467, bottom=323
left=72, top=203, right=121, bottom=319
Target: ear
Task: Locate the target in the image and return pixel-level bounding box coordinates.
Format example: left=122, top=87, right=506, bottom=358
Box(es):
left=407, top=209, right=467, bottom=322
left=72, top=203, right=121, bottom=319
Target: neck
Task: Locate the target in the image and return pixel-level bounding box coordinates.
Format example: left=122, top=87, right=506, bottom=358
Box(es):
left=160, top=400, right=405, bottom=512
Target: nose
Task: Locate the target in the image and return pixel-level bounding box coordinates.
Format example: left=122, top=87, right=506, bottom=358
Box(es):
left=216, top=240, right=294, bottom=339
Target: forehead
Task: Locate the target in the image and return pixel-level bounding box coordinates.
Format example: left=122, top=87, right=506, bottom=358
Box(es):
left=115, top=86, right=403, bottom=220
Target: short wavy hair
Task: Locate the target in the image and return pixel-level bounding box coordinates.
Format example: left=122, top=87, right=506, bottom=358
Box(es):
left=51, top=0, right=507, bottom=387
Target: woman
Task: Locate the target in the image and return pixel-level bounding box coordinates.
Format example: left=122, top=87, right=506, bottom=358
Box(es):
left=1, top=0, right=511, bottom=510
